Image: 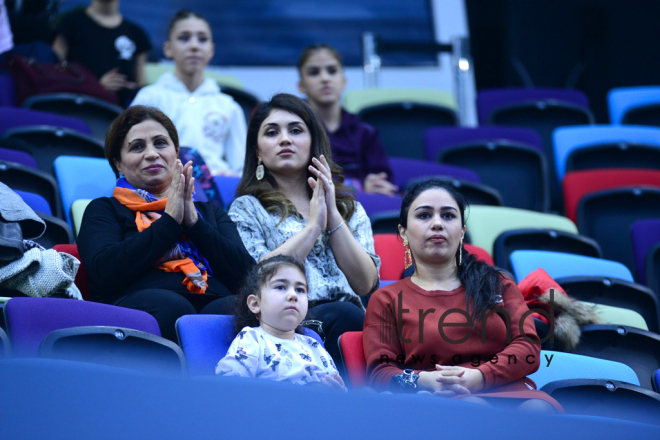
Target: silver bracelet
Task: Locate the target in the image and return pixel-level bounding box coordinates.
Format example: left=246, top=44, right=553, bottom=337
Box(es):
left=326, top=220, right=345, bottom=236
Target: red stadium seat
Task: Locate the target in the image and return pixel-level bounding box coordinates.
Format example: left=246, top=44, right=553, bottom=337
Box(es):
left=374, top=233, right=494, bottom=282
left=563, top=169, right=660, bottom=222
left=374, top=233, right=406, bottom=280
left=338, top=331, right=367, bottom=388
left=464, top=243, right=495, bottom=266
left=52, top=244, right=90, bottom=301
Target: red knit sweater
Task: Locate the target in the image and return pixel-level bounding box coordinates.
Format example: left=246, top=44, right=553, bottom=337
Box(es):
left=363, top=276, right=541, bottom=392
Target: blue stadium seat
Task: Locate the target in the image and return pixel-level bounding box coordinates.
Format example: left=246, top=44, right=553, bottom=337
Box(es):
left=553, top=125, right=660, bottom=183
left=541, top=379, right=660, bottom=424
left=529, top=350, right=640, bottom=389
left=213, top=175, right=241, bottom=210
left=509, top=250, right=634, bottom=282
left=175, top=315, right=323, bottom=376
left=608, top=86, right=660, bottom=125
left=53, top=156, right=116, bottom=226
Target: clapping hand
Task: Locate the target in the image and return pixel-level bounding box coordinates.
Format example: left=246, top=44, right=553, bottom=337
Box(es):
left=308, top=155, right=343, bottom=232
left=164, top=160, right=198, bottom=227
left=181, top=160, right=198, bottom=228
left=307, top=170, right=327, bottom=234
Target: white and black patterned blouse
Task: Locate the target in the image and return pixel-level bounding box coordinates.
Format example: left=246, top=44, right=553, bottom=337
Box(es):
left=228, top=195, right=380, bottom=310
left=215, top=326, right=339, bottom=385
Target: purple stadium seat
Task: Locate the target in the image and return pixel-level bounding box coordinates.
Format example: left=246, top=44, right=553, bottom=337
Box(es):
left=424, top=126, right=543, bottom=162
left=631, top=218, right=660, bottom=283
left=0, top=146, right=37, bottom=169
left=0, top=75, right=16, bottom=107
left=3, top=297, right=162, bottom=358
left=477, top=87, right=592, bottom=125
left=476, top=88, right=594, bottom=213
left=389, top=158, right=480, bottom=190
left=356, top=192, right=403, bottom=217
left=0, top=107, right=91, bottom=136
left=424, top=127, right=548, bottom=211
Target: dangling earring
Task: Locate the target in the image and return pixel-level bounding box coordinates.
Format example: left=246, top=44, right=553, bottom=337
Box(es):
left=256, top=158, right=265, bottom=181
left=403, top=238, right=413, bottom=270
left=458, top=238, right=463, bottom=266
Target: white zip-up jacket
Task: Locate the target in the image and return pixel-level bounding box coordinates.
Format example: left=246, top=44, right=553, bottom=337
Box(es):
left=131, top=72, right=247, bottom=174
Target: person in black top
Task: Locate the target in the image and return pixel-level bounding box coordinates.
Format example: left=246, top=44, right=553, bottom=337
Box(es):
left=52, top=0, right=151, bottom=105
left=77, top=105, right=255, bottom=341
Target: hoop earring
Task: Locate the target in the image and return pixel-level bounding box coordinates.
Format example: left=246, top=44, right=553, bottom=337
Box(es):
left=403, top=238, right=413, bottom=270
left=256, top=158, right=265, bottom=181
left=458, top=238, right=463, bottom=266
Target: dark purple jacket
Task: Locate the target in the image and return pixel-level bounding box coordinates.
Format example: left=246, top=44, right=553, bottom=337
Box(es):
left=325, top=109, right=393, bottom=183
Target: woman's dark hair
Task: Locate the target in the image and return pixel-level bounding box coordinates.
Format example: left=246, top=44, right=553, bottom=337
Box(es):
left=234, top=255, right=308, bottom=335
left=297, top=44, right=343, bottom=76
left=236, top=93, right=356, bottom=222
left=167, top=10, right=210, bottom=39
left=105, top=105, right=179, bottom=178
left=399, top=178, right=504, bottom=319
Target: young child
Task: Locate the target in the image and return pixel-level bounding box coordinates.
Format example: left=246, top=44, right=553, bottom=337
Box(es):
left=215, top=255, right=346, bottom=391
left=52, top=0, right=151, bottom=105
left=131, top=10, right=246, bottom=176
left=297, top=44, right=397, bottom=196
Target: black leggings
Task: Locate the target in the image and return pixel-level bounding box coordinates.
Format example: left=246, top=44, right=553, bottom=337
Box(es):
left=304, top=301, right=365, bottom=377
left=115, top=289, right=237, bottom=342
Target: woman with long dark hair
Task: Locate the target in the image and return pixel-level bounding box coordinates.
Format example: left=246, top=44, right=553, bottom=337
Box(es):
left=363, top=178, right=562, bottom=411
left=228, top=93, right=380, bottom=368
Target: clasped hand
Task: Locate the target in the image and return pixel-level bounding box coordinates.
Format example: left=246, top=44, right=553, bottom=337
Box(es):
left=99, top=68, right=137, bottom=92
left=418, top=365, right=485, bottom=397
left=164, top=160, right=198, bottom=228
left=307, top=155, right=342, bottom=235
left=321, top=373, right=347, bottom=393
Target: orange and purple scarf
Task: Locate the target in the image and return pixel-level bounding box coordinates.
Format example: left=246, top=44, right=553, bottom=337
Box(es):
left=113, top=178, right=211, bottom=293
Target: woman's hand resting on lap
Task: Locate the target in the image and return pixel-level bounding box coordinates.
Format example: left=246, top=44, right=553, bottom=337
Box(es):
left=418, top=365, right=485, bottom=397
left=418, top=369, right=471, bottom=397
left=420, top=365, right=486, bottom=394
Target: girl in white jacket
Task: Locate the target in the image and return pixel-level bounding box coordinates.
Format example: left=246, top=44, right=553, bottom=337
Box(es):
left=131, top=10, right=246, bottom=176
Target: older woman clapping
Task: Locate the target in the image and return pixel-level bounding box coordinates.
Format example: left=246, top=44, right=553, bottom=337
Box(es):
left=77, top=106, right=254, bottom=341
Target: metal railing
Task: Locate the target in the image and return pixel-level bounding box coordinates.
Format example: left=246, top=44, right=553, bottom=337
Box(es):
left=361, top=32, right=473, bottom=126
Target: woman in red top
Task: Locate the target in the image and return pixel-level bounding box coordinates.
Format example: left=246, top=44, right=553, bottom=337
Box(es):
left=363, top=178, right=562, bottom=412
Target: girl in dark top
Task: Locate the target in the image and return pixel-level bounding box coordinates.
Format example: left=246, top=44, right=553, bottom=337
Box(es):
left=297, top=44, right=397, bottom=196
left=77, top=105, right=254, bottom=341
left=52, top=0, right=151, bottom=104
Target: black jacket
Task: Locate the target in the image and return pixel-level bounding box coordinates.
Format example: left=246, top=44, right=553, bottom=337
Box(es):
left=77, top=197, right=255, bottom=304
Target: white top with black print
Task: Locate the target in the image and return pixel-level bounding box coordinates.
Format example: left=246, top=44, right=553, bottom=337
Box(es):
left=215, top=326, right=338, bottom=385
